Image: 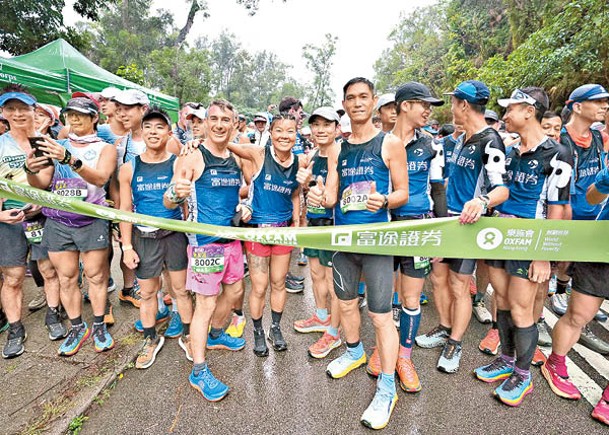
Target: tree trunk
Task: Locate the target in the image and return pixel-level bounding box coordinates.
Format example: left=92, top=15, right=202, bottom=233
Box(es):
left=176, top=0, right=202, bottom=47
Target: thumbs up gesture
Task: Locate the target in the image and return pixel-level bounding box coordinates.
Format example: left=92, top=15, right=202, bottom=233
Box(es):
left=307, top=175, right=326, bottom=208
left=174, top=166, right=194, bottom=198
left=296, top=160, right=314, bottom=185
left=366, top=181, right=387, bottom=212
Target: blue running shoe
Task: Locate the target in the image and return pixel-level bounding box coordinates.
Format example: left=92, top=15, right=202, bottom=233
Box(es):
left=437, top=341, right=462, bottom=373
left=474, top=357, right=513, bottom=383
left=189, top=364, right=229, bottom=402
left=494, top=372, right=533, bottom=407
left=164, top=311, right=183, bottom=338
left=92, top=323, right=114, bottom=352
left=420, top=292, right=429, bottom=305
left=59, top=323, right=90, bottom=356
left=207, top=330, right=245, bottom=351
left=134, top=305, right=170, bottom=332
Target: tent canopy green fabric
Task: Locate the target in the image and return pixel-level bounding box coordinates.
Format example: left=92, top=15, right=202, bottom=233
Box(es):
left=6, top=39, right=179, bottom=118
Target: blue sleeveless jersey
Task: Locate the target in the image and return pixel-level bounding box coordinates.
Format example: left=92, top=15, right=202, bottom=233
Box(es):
left=131, top=155, right=181, bottom=220
left=335, top=132, right=390, bottom=225
left=446, top=127, right=506, bottom=214
left=249, top=146, right=299, bottom=225
left=497, top=139, right=572, bottom=219
left=306, top=150, right=333, bottom=220
left=560, top=129, right=606, bottom=220
left=97, top=124, right=121, bottom=145
left=440, top=133, right=461, bottom=179
left=188, top=146, right=242, bottom=246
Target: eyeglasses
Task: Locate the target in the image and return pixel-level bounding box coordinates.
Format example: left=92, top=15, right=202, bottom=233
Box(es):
left=406, top=100, right=432, bottom=110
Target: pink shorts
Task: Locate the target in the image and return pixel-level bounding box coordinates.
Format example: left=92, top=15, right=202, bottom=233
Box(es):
left=244, top=241, right=293, bottom=257
left=186, top=240, right=244, bottom=296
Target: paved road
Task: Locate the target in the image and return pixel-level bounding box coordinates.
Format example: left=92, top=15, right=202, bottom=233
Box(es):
left=82, top=262, right=609, bottom=434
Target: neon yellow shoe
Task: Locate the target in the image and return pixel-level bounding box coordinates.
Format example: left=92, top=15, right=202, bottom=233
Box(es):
left=326, top=351, right=367, bottom=379
left=225, top=313, right=246, bottom=338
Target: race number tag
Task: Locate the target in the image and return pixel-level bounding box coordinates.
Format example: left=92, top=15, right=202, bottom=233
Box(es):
left=22, top=219, right=44, bottom=244
left=340, top=181, right=372, bottom=213
left=191, top=245, right=225, bottom=274
left=52, top=178, right=88, bottom=200
left=307, top=204, right=326, bottom=215
left=414, top=256, right=431, bottom=270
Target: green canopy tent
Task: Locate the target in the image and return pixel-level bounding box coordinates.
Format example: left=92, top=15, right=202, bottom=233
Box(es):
left=12, top=39, right=179, bottom=119
left=0, top=56, right=69, bottom=106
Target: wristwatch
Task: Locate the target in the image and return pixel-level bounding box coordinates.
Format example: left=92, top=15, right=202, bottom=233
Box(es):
left=70, top=158, right=83, bottom=172
left=381, top=194, right=389, bottom=209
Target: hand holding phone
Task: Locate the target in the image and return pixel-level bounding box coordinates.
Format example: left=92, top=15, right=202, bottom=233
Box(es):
left=28, top=137, right=53, bottom=166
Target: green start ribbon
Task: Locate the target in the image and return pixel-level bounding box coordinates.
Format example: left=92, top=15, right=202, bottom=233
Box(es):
left=1, top=179, right=608, bottom=262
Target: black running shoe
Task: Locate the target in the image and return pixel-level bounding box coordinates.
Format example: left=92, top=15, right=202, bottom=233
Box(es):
left=253, top=328, right=269, bottom=357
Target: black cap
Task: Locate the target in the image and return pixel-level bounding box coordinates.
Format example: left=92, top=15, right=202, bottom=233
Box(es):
left=395, top=82, right=444, bottom=106
left=61, top=97, right=99, bottom=116
left=142, top=107, right=172, bottom=127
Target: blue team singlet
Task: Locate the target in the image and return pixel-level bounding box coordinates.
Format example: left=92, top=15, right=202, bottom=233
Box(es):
left=131, top=154, right=181, bottom=221
left=188, top=146, right=242, bottom=246
left=249, top=146, right=299, bottom=225
left=335, top=132, right=390, bottom=225
left=306, top=150, right=333, bottom=220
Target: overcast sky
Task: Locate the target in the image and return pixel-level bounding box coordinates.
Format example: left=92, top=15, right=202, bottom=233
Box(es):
left=65, top=0, right=438, bottom=106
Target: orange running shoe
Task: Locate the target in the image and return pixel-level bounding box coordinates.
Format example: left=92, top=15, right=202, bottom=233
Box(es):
left=366, top=347, right=382, bottom=377
left=479, top=328, right=500, bottom=355
left=309, top=331, right=342, bottom=359
left=396, top=357, right=422, bottom=393
left=531, top=347, right=547, bottom=367
left=469, top=277, right=478, bottom=296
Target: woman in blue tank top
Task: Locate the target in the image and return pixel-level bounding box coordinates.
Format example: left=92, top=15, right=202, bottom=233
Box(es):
left=227, top=113, right=307, bottom=357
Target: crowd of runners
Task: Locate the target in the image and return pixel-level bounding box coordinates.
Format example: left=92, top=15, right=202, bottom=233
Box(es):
left=0, top=74, right=608, bottom=430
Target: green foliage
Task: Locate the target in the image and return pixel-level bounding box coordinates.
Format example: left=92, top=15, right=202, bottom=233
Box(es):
left=116, top=64, right=145, bottom=86
left=67, top=414, right=88, bottom=435
left=302, top=33, right=338, bottom=109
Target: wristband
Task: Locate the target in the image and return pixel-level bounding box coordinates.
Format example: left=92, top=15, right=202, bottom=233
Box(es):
left=23, top=163, right=39, bottom=175
left=122, top=245, right=133, bottom=251
left=381, top=194, right=389, bottom=209
left=477, top=195, right=490, bottom=213
left=165, top=183, right=186, bottom=205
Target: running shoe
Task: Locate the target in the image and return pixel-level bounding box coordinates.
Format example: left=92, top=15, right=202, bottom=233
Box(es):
left=469, top=278, right=477, bottom=296
left=479, top=328, right=500, bottom=355
left=136, top=336, right=165, bottom=369
left=472, top=300, right=492, bottom=324
left=287, top=272, right=305, bottom=283
left=285, top=277, right=304, bottom=294
left=119, top=286, right=142, bottom=308
left=164, top=311, right=183, bottom=338
left=253, top=328, right=268, bottom=357
left=104, top=302, right=115, bottom=327
left=541, top=361, right=581, bottom=400
left=366, top=347, right=381, bottom=377
left=419, top=292, right=429, bottom=305
left=225, top=313, right=246, bottom=338
left=107, top=277, right=117, bottom=293
left=578, top=325, right=609, bottom=354
left=474, top=357, right=513, bottom=383
left=358, top=295, right=368, bottom=310
left=207, top=330, right=246, bottom=351
left=537, top=321, right=552, bottom=346
left=92, top=323, right=114, bottom=353
left=326, top=351, right=367, bottom=379
left=531, top=347, right=547, bottom=367
left=547, top=275, right=557, bottom=296
left=294, top=313, right=330, bottom=333
left=28, top=287, right=47, bottom=311
left=437, top=342, right=462, bottom=373
left=309, top=331, right=342, bottom=359
left=494, top=372, right=533, bottom=407
left=595, top=309, right=608, bottom=322
left=179, top=335, right=193, bottom=362
left=297, top=252, right=308, bottom=266
left=2, top=330, right=26, bottom=359
left=59, top=324, right=90, bottom=356
left=396, top=357, right=421, bottom=393
left=0, top=309, right=8, bottom=334
left=415, top=325, right=449, bottom=349
left=134, top=305, right=170, bottom=332
left=392, top=305, right=401, bottom=328
left=550, top=293, right=569, bottom=316
left=163, top=293, right=172, bottom=306
left=267, top=324, right=288, bottom=351
left=45, top=307, right=68, bottom=341
left=189, top=364, right=229, bottom=402
left=592, top=397, right=609, bottom=426
left=360, top=385, right=398, bottom=430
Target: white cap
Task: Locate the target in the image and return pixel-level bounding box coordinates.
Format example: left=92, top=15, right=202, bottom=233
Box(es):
left=186, top=108, right=206, bottom=121
left=112, top=89, right=150, bottom=106
left=340, top=114, right=352, bottom=133
left=100, top=87, right=121, bottom=100
left=376, top=93, right=395, bottom=111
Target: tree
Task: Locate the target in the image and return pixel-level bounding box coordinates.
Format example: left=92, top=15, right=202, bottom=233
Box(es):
left=0, top=0, right=116, bottom=55
left=302, top=34, right=338, bottom=108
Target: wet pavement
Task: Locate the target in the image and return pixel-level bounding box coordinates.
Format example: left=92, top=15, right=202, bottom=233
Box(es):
left=80, top=258, right=609, bottom=435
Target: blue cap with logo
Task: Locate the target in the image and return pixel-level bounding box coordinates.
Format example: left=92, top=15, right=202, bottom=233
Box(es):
left=0, top=92, right=37, bottom=107
left=445, top=80, right=490, bottom=105
left=566, top=84, right=609, bottom=108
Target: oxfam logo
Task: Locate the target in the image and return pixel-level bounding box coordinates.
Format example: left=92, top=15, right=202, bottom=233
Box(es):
left=476, top=228, right=503, bottom=250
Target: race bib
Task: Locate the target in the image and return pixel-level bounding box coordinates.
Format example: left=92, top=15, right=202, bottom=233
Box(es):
left=52, top=178, right=88, bottom=200
left=191, top=245, right=225, bottom=274
left=340, top=181, right=372, bottom=213
left=307, top=204, right=326, bottom=215
left=22, top=219, right=44, bottom=244
left=414, top=256, right=431, bottom=270
left=259, top=221, right=289, bottom=228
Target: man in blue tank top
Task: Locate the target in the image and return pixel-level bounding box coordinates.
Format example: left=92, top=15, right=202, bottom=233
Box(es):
left=416, top=80, right=509, bottom=375
left=164, top=100, right=251, bottom=402
left=118, top=108, right=190, bottom=370
left=308, top=77, right=409, bottom=430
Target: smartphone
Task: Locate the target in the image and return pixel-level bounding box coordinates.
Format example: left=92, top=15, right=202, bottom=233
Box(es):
left=28, top=137, right=52, bottom=166
left=20, top=204, right=33, bottom=213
